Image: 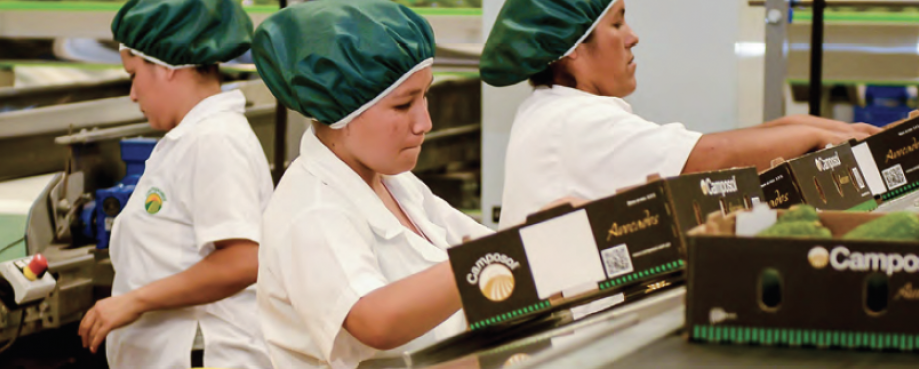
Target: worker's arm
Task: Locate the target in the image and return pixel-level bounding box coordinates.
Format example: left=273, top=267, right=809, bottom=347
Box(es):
left=683, top=124, right=872, bottom=174
left=79, top=239, right=257, bottom=353
left=344, top=261, right=459, bottom=350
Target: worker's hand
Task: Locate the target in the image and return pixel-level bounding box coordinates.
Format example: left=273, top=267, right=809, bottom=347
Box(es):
left=78, top=293, right=146, bottom=354
left=814, top=127, right=873, bottom=149
left=539, top=196, right=589, bottom=211
left=782, top=114, right=881, bottom=136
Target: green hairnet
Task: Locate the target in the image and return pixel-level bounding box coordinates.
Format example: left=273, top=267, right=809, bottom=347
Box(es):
left=480, top=0, right=618, bottom=87
left=112, top=0, right=253, bottom=68
left=252, top=0, right=435, bottom=128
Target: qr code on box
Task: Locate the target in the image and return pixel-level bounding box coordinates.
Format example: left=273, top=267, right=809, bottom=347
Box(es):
left=601, top=244, right=634, bottom=279
left=883, top=164, right=907, bottom=190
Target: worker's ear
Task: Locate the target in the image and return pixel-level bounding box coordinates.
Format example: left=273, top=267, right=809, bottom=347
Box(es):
left=163, top=67, right=178, bottom=81
left=149, top=63, right=174, bottom=82
left=565, top=46, right=582, bottom=61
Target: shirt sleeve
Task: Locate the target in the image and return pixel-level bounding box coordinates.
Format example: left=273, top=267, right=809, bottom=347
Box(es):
left=563, top=105, right=703, bottom=195
left=189, top=130, right=266, bottom=252
left=282, top=208, right=389, bottom=364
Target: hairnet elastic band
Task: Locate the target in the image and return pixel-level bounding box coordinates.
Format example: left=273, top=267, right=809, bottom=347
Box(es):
left=329, top=57, right=435, bottom=129
left=119, top=44, right=198, bottom=70
left=559, top=0, right=618, bottom=59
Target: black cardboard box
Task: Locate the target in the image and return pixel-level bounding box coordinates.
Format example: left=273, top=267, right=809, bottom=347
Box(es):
left=852, top=116, right=919, bottom=202
left=449, top=168, right=764, bottom=331
left=759, top=143, right=875, bottom=211
left=686, top=210, right=919, bottom=351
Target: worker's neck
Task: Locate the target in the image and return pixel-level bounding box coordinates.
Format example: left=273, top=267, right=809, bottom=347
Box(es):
left=313, top=123, right=383, bottom=189
left=169, top=78, right=223, bottom=131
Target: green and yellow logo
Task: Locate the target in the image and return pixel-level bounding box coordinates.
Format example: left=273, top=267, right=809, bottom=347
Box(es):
left=145, top=187, right=166, bottom=215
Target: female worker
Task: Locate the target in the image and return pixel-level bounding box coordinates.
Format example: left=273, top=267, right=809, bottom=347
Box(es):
left=481, top=0, right=883, bottom=228
left=251, top=1, right=497, bottom=367
left=77, top=0, right=273, bottom=368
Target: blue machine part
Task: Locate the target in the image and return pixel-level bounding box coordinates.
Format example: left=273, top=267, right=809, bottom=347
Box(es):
left=92, top=138, right=157, bottom=249
left=79, top=200, right=95, bottom=241
left=854, top=86, right=916, bottom=127
left=120, top=138, right=157, bottom=186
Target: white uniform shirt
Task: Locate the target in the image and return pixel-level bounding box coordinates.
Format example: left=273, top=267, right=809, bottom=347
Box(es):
left=107, top=90, right=273, bottom=369
left=258, top=131, right=493, bottom=369
left=499, top=85, right=703, bottom=229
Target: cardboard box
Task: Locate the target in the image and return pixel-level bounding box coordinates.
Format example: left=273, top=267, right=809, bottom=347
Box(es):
left=852, top=116, right=919, bottom=202
left=759, top=142, right=875, bottom=211
left=449, top=168, right=764, bottom=331
left=686, top=210, right=919, bottom=351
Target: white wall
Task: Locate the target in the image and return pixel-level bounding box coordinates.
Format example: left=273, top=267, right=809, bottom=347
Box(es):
left=481, top=0, right=532, bottom=228
left=623, top=0, right=742, bottom=133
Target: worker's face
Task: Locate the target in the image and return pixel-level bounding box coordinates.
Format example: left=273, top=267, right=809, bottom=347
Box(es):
left=120, top=50, right=174, bottom=131
left=343, top=67, right=434, bottom=176
left=567, top=0, right=639, bottom=98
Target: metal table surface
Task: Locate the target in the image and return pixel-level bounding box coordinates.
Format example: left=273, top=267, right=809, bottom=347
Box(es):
left=613, top=333, right=919, bottom=369
left=386, top=284, right=919, bottom=369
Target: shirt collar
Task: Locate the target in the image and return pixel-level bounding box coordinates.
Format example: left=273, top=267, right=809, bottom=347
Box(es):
left=298, top=130, right=406, bottom=240
left=165, top=89, right=247, bottom=140
left=544, top=85, right=634, bottom=113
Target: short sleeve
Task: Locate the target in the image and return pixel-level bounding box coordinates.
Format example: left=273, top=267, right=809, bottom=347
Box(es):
left=190, top=131, right=266, bottom=251
left=281, top=208, right=389, bottom=364
left=563, top=106, right=702, bottom=194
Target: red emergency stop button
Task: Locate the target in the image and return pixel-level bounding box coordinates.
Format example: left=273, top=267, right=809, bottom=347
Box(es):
left=23, top=254, right=47, bottom=281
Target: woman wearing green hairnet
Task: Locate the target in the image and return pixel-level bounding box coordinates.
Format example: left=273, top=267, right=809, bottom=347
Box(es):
left=252, top=0, right=496, bottom=368
left=76, top=1, right=273, bottom=368
left=482, top=0, right=882, bottom=228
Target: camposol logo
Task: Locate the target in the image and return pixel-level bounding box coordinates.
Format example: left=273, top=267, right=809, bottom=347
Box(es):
left=503, top=353, right=531, bottom=367
left=808, top=246, right=829, bottom=269
left=815, top=152, right=842, bottom=172
left=467, top=253, right=520, bottom=302
left=144, top=187, right=166, bottom=215
left=817, top=246, right=919, bottom=275
left=700, top=176, right=738, bottom=197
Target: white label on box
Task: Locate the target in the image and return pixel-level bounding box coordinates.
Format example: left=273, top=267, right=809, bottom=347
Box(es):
left=519, top=209, right=606, bottom=300
left=852, top=142, right=887, bottom=195
left=570, top=293, right=626, bottom=321
left=852, top=167, right=866, bottom=190
left=736, top=203, right=777, bottom=237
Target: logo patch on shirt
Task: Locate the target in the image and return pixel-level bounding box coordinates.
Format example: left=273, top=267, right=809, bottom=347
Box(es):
left=145, top=187, right=166, bottom=215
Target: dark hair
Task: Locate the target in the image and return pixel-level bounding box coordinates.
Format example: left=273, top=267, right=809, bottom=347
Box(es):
left=528, top=64, right=576, bottom=88
left=138, top=57, right=220, bottom=80
left=527, top=31, right=596, bottom=88
left=528, top=67, right=556, bottom=88
left=195, top=64, right=220, bottom=79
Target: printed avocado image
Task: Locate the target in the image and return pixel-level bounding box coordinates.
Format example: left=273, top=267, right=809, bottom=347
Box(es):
left=145, top=193, right=163, bottom=215
left=843, top=212, right=919, bottom=242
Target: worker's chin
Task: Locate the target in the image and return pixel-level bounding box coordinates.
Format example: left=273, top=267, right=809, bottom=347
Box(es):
left=383, top=159, right=418, bottom=176
left=148, top=119, right=169, bottom=132
left=619, top=78, right=638, bottom=98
